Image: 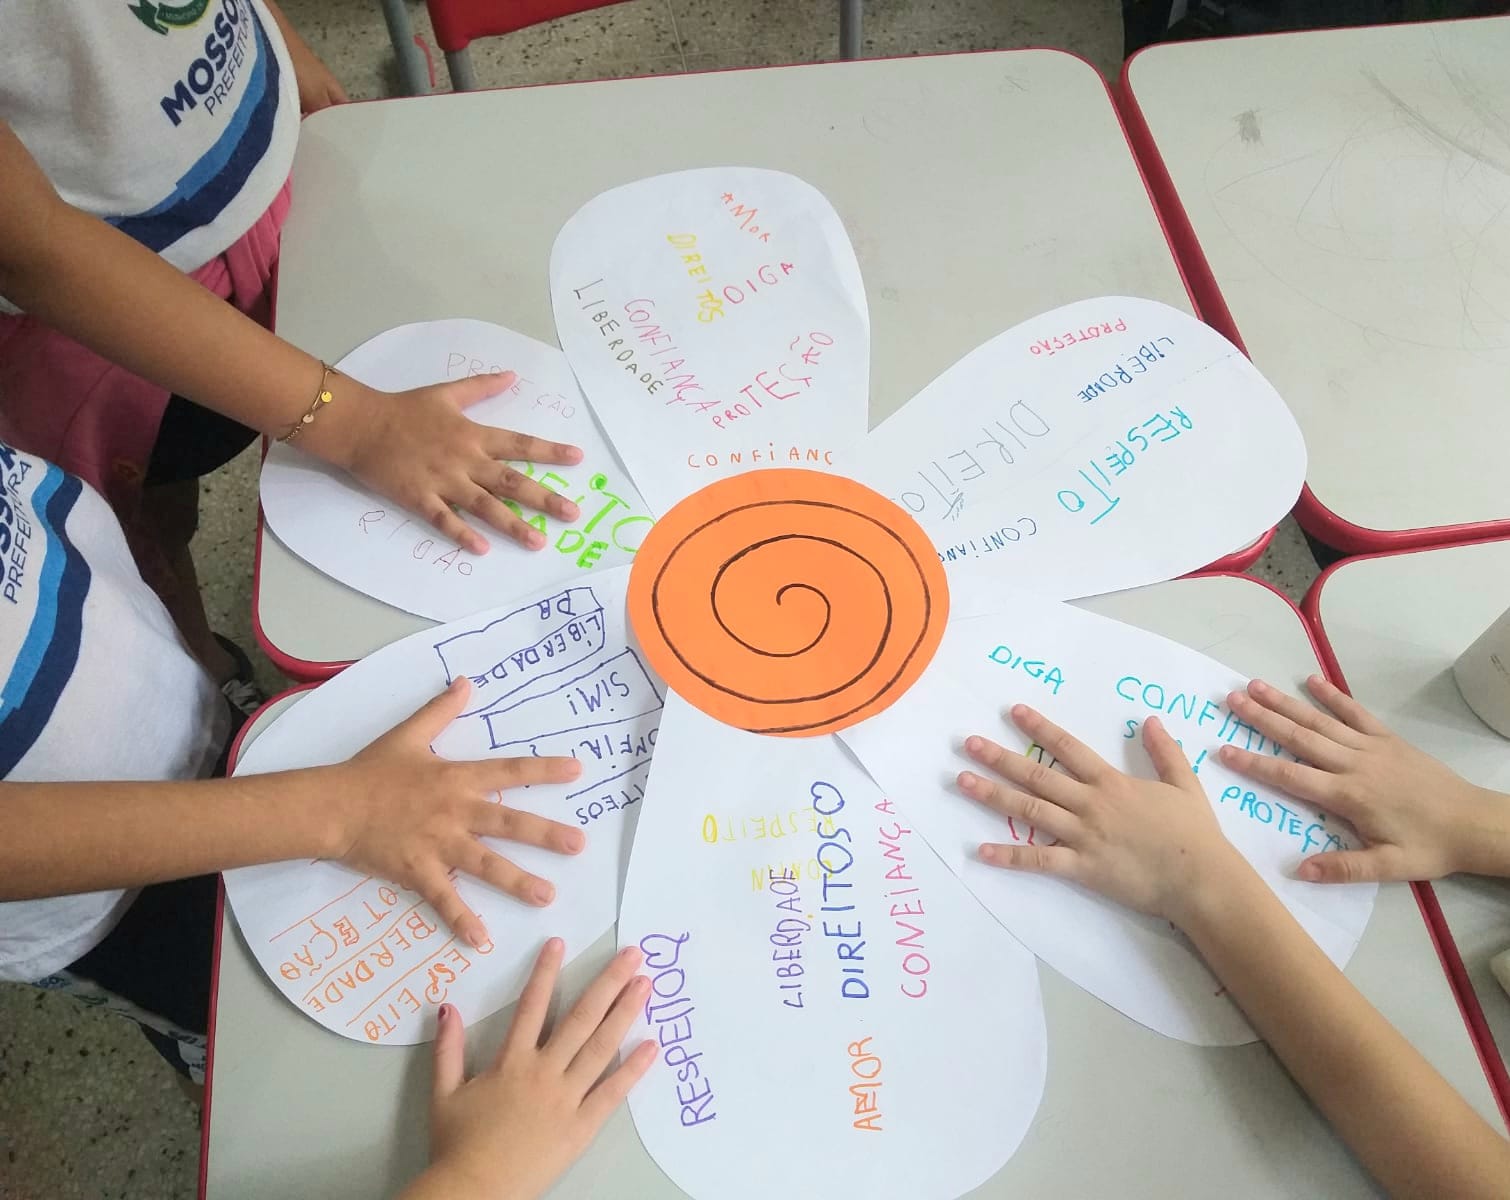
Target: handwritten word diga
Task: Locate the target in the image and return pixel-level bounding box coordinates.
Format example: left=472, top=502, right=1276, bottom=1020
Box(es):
left=847, top=1036, right=885, bottom=1132
left=716, top=332, right=836, bottom=431
left=1030, top=317, right=1128, bottom=358
left=687, top=445, right=835, bottom=470
left=1076, top=336, right=1175, bottom=403
left=720, top=191, right=773, bottom=242
left=813, top=781, right=869, bottom=1000
left=639, top=932, right=717, bottom=1128
left=894, top=398, right=1051, bottom=523
left=987, top=644, right=1066, bottom=694
left=875, top=795, right=929, bottom=999
left=1219, top=787, right=1349, bottom=854
left=767, top=868, right=809, bottom=1009
left=936, top=518, right=1039, bottom=564
left=1057, top=406, right=1194, bottom=525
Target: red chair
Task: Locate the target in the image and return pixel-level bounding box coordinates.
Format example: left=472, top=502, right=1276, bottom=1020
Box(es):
left=426, top=0, right=634, bottom=90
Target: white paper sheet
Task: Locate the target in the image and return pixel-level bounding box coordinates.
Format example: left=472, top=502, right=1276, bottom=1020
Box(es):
left=850, top=297, right=1307, bottom=610
left=841, top=587, right=1376, bottom=1045
left=260, top=320, right=654, bottom=621
left=223, top=568, right=662, bottom=1044
left=550, top=168, right=870, bottom=516
left=619, top=696, right=1046, bottom=1199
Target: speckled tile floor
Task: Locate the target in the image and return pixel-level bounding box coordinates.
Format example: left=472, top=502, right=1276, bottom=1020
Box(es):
left=0, top=3, right=1326, bottom=1197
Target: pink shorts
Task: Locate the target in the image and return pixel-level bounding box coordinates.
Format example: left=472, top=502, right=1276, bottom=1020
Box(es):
left=0, top=178, right=293, bottom=524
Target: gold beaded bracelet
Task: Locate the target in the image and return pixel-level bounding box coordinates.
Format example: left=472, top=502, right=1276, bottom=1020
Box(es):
left=278, top=363, right=340, bottom=443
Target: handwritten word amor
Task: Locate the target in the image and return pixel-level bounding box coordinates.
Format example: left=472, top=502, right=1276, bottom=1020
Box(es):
left=356, top=509, right=476, bottom=576
left=936, top=518, right=1040, bottom=563
left=1113, top=676, right=1299, bottom=758
left=894, top=399, right=1051, bottom=521
left=1030, top=317, right=1128, bottom=357
left=718, top=333, right=835, bottom=430
left=720, top=191, right=772, bottom=241
left=702, top=809, right=824, bottom=844
left=640, top=932, right=718, bottom=1127
left=813, top=781, right=869, bottom=1000
left=1057, top=406, right=1195, bottom=525
left=987, top=644, right=1067, bottom=695
left=687, top=445, right=835, bottom=469
left=767, top=868, right=809, bottom=1009
left=847, top=1036, right=885, bottom=1132
left=502, top=467, right=652, bottom=570
left=875, top=796, right=930, bottom=1000
left=1219, top=786, right=1349, bottom=854
left=1077, top=337, right=1175, bottom=403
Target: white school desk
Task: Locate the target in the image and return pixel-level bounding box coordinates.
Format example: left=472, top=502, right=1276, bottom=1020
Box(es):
left=254, top=49, right=1270, bottom=682
left=1120, top=17, right=1510, bottom=555
left=1307, top=537, right=1510, bottom=1114
left=204, top=574, right=1501, bottom=1199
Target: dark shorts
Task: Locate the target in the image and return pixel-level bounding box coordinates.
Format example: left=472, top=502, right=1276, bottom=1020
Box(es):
left=144, top=394, right=259, bottom=487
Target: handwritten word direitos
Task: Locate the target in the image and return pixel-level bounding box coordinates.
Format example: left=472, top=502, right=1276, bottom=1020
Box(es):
left=813, top=781, right=870, bottom=1000
left=718, top=332, right=836, bottom=430
left=847, top=1036, right=885, bottom=1132
left=894, top=399, right=1052, bottom=522
left=1030, top=317, right=1128, bottom=357
left=767, top=868, right=809, bottom=1009
left=639, top=932, right=717, bottom=1128
left=1219, top=786, right=1349, bottom=854
left=1057, top=406, right=1195, bottom=525
left=987, top=644, right=1066, bottom=695
left=875, top=795, right=930, bottom=1000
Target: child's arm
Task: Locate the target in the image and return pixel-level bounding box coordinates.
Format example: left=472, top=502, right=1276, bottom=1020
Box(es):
left=0, top=680, right=582, bottom=948
left=1220, top=675, right=1510, bottom=883
left=400, top=938, right=656, bottom=1200
left=959, top=707, right=1510, bottom=1200
left=261, top=0, right=349, bottom=113
left=0, top=122, right=577, bottom=556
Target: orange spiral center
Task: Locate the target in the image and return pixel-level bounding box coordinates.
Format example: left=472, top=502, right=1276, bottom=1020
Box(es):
left=627, top=469, right=949, bottom=737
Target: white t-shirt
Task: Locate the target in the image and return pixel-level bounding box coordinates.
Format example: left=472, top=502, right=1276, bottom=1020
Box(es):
left=0, top=442, right=228, bottom=981
left=0, top=0, right=299, bottom=308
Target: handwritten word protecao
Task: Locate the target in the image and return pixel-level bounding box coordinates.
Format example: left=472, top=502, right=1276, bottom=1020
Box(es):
left=1030, top=317, right=1128, bottom=357
left=1076, top=336, right=1175, bottom=403
left=720, top=191, right=773, bottom=242
left=847, top=1036, right=885, bottom=1132
left=875, top=795, right=930, bottom=999
left=625, top=468, right=949, bottom=736
left=987, top=644, right=1066, bottom=694
left=1057, top=406, right=1194, bottom=525
left=936, top=518, right=1039, bottom=563
left=639, top=932, right=717, bottom=1127
left=767, top=868, right=809, bottom=1009
left=814, top=780, right=869, bottom=1000
left=1219, top=786, right=1349, bottom=854
left=716, top=332, right=835, bottom=430
left=894, top=399, right=1051, bottom=522
left=686, top=445, right=835, bottom=470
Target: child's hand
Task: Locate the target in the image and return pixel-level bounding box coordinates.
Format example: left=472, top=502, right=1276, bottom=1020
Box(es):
left=308, top=372, right=585, bottom=556
left=276, top=14, right=350, bottom=112
left=416, top=939, right=656, bottom=1200
left=1218, top=675, right=1510, bottom=883
left=958, top=705, right=1245, bottom=926
left=329, top=678, right=585, bottom=948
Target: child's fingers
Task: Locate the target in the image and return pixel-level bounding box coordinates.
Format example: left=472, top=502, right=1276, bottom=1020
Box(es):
left=468, top=800, right=585, bottom=857
left=431, top=1003, right=467, bottom=1102
left=420, top=494, right=490, bottom=555
left=1141, top=717, right=1197, bottom=788
left=454, top=841, right=556, bottom=908
left=1297, top=845, right=1405, bottom=885
left=1240, top=679, right=1364, bottom=759
left=1216, top=744, right=1346, bottom=812
left=1304, top=674, right=1390, bottom=737
left=544, top=947, right=646, bottom=1070
left=580, top=1039, right=658, bottom=1129
left=460, top=485, right=547, bottom=551
left=416, top=869, right=491, bottom=949
left=957, top=769, right=1080, bottom=845
left=1006, top=704, right=1111, bottom=783
left=978, top=841, right=1077, bottom=877
left=485, top=465, right=580, bottom=523
left=440, top=371, right=518, bottom=411
left=394, top=676, right=471, bottom=743
left=484, top=428, right=583, bottom=468
left=964, top=734, right=1086, bottom=811
left=566, top=974, right=651, bottom=1090
left=500, top=938, right=566, bottom=1061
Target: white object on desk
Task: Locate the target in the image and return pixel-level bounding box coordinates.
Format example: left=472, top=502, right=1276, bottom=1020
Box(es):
left=256, top=51, right=1197, bottom=674
left=207, top=574, right=1501, bottom=1198
left=1454, top=606, right=1510, bottom=740
left=1124, top=17, right=1510, bottom=543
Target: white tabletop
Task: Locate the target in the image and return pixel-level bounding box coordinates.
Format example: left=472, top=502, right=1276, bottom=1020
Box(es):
left=206, top=574, right=1500, bottom=1198
left=1123, top=17, right=1510, bottom=542
left=256, top=49, right=1196, bottom=675
left=1310, top=537, right=1510, bottom=1101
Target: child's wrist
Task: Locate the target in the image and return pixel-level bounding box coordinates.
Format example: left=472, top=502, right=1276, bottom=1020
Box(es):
left=1453, top=785, right=1510, bottom=877
left=1163, top=841, right=1260, bottom=936
left=292, top=371, right=386, bottom=472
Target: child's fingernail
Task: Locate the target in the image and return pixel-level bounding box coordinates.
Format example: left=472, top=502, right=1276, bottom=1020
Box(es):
left=979, top=844, right=997, bottom=862
left=437, top=1003, right=452, bottom=1023
left=527, top=530, right=546, bottom=549
left=466, top=928, right=487, bottom=949
left=557, top=499, right=580, bottom=519
left=532, top=880, right=555, bottom=904
left=959, top=771, right=981, bottom=790
left=964, top=736, right=983, bottom=753
left=1297, top=860, right=1321, bottom=882
left=566, top=830, right=585, bottom=852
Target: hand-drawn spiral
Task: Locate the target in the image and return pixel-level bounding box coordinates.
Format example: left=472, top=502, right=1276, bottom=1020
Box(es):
left=627, top=469, right=949, bottom=737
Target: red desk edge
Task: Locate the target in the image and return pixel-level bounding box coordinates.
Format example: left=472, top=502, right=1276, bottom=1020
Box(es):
left=1301, top=537, right=1510, bottom=1126
left=200, top=680, right=322, bottom=1200
left=1115, top=21, right=1510, bottom=558
left=251, top=46, right=1272, bottom=683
